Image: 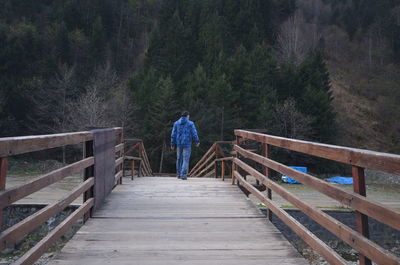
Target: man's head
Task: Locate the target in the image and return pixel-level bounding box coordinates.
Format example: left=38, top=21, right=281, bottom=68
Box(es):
left=181, top=111, right=190, bottom=119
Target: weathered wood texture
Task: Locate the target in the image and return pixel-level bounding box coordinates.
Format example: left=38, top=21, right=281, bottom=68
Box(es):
left=235, top=129, right=400, bottom=175
left=0, top=157, right=94, bottom=208
left=48, top=177, right=308, bottom=265
left=14, top=199, right=94, bottom=265
left=92, top=129, right=117, bottom=211
left=0, top=157, right=7, bottom=230
left=233, top=157, right=400, bottom=265
left=233, top=171, right=347, bottom=265
left=0, top=132, right=93, bottom=157
left=234, top=145, right=400, bottom=231
left=0, top=178, right=94, bottom=251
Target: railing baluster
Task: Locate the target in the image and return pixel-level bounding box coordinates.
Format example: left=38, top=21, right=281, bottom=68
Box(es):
left=352, top=166, right=372, bottom=265
left=262, top=143, right=272, bottom=221
left=221, top=160, right=225, bottom=181
left=83, top=140, right=94, bottom=223
left=0, top=157, right=8, bottom=231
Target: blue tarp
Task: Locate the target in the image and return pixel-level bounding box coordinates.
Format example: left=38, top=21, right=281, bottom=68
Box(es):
left=281, top=167, right=307, bottom=184
left=326, top=176, right=353, bottom=184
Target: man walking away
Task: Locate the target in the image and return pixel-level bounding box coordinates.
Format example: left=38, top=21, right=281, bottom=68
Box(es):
left=171, top=111, right=200, bottom=180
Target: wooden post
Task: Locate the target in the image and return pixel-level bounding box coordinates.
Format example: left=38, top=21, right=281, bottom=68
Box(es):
left=83, top=141, right=94, bottom=222
left=214, top=145, right=219, bottom=178
left=221, top=161, right=225, bottom=181
left=138, top=160, right=142, bottom=178
left=120, top=134, right=124, bottom=185
left=232, top=136, right=241, bottom=185
left=262, top=143, right=272, bottom=221
left=0, top=157, right=8, bottom=231
left=352, top=166, right=372, bottom=265
left=131, top=160, right=135, bottom=180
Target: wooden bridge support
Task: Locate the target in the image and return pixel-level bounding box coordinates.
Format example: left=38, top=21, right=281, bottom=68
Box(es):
left=352, top=166, right=372, bottom=265
left=0, top=157, right=8, bottom=231
left=261, top=143, right=272, bottom=221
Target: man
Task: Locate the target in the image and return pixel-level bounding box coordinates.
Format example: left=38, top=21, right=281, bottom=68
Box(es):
left=171, top=111, right=200, bottom=180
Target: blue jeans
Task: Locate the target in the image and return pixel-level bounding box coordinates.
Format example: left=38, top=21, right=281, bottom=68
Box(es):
left=176, top=147, right=191, bottom=179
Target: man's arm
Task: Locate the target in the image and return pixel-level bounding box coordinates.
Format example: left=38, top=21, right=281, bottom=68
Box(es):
left=191, top=123, right=200, bottom=146
left=171, top=123, right=177, bottom=150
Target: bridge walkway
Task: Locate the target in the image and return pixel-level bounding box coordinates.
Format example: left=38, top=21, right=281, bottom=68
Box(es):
left=48, top=177, right=308, bottom=265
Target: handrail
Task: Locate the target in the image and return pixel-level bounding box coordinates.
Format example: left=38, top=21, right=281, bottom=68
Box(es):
left=231, top=129, right=400, bottom=265
left=235, top=129, right=400, bottom=176
left=124, top=139, right=153, bottom=177
left=189, top=142, right=233, bottom=178
left=193, top=130, right=400, bottom=265
left=0, top=127, right=128, bottom=265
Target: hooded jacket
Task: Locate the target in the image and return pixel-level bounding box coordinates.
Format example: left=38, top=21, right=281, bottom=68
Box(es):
left=171, top=117, right=200, bottom=148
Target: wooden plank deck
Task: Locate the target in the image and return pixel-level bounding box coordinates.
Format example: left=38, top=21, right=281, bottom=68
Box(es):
left=49, top=177, right=309, bottom=265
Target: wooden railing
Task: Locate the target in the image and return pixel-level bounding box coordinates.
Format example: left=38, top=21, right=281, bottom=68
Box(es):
left=192, top=130, right=400, bottom=265
left=189, top=141, right=233, bottom=178
left=0, top=127, right=133, bottom=265
left=124, top=138, right=153, bottom=178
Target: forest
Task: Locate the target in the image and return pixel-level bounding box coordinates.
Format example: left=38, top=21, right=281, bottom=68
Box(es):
left=1, top=0, right=399, bottom=173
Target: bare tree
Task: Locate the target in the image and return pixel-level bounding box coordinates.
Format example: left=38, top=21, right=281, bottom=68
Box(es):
left=276, top=11, right=319, bottom=65
left=273, top=98, right=314, bottom=140
left=64, top=86, right=109, bottom=131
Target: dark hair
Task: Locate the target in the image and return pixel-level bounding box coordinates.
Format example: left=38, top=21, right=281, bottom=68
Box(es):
left=181, top=110, right=190, bottom=117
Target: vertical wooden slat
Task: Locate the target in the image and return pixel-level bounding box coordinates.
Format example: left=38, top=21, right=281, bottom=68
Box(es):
left=83, top=140, right=94, bottom=222
left=214, top=144, right=219, bottom=178
left=131, top=160, right=135, bottom=180
left=119, top=135, right=124, bottom=185
left=232, top=136, right=241, bottom=185
left=221, top=161, right=225, bottom=181
left=262, top=143, right=272, bottom=221
left=352, top=166, right=372, bottom=265
left=0, top=157, right=8, bottom=231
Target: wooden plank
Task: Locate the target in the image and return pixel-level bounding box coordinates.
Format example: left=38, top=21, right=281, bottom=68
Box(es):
left=83, top=140, right=94, bottom=222
left=221, top=161, right=225, bottom=181
left=115, top=170, right=123, bottom=184
left=189, top=144, right=215, bottom=175
left=0, top=178, right=94, bottom=251
left=352, top=166, right=372, bottom=265
left=13, top=198, right=94, bottom=265
left=92, top=128, right=117, bottom=211
left=202, top=169, right=215, bottom=178
left=115, top=143, right=124, bottom=153
left=235, top=129, right=400, bottom=176
left=140, top=144, right=152, bottom=175
left=131, top=159, right=135, bottom=180
left=115, top=157, right=124, bottom=168
left=0, top=157, right=94, bottom=208
left=0, top=157, right=7, bottom=231
left=0, top=132, right=93, bottom=157
left=125, top=156, right=142, bottom=161
left=261, top=143, right=272, bottom=220
left=234, top=158, right=400, bottom=265
left=234, top=171, right=347, bottom=265
left=194, top=159, right=215, bottom=178
left=234, top=145, right=400, bottom=231
left=48, top=177, right=308, bottom=265
left=214, top=157, right=233, bottom=162
left=190, top=152, right=216, bottom=177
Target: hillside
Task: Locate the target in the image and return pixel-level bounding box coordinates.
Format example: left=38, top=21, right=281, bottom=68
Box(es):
left=0, top=0, right=399, bottom=172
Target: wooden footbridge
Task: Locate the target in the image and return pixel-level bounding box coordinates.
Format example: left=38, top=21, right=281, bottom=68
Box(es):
left=0, top=128, right=399, bottom=265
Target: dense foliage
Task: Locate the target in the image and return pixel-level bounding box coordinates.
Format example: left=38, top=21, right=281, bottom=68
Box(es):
left=1, top=0, right=399, bottom=173
left=0, top=0, right=158, bottom=136
left=131, top=0, right=336, bottom=171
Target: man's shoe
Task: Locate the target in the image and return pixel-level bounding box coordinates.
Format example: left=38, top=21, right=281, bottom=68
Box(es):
left=177, top=176, right=181, bottom=179
left=181, top=177, right=187, bottom=180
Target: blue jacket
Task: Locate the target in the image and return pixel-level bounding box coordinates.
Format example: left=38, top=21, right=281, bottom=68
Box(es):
left=171, top=117, right=200, bottom=148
